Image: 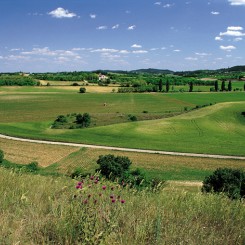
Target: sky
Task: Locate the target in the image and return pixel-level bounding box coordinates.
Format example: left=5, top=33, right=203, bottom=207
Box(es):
left=0, top=0, right=245, bottom=72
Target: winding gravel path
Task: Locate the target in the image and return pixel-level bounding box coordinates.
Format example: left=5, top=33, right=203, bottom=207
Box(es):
left=0, top=133, right=245, bottom=160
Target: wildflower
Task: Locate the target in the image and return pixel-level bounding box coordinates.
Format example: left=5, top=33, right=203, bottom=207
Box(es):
left=77, top=182, right=82, bottom=186
left=83, top=199, right=88, bottom=204
left=76, top=185, right=82, bottom=189
left=110, top=194, right=114, bottom=199
left=90, top=176, right=94, bottom=180
left=112, top=199, right=116, bottom=203
left=120, top=199, right=125, bottom=204
left=102, top=185, right=106, bottom=190
left=94, top=180, right=98, bottom=184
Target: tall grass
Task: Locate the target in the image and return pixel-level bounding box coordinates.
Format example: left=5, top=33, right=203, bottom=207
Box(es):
left=0, top=167, right=244, bottom=244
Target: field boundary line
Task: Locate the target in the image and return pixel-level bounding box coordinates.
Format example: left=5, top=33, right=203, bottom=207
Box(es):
left=0, top=133, right=245, bottom=160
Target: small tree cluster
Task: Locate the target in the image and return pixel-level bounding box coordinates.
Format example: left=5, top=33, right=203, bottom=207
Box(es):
left=79, top=87, right=86, bottom=93
left=202, top=168, right=245, bottom=199
left=76, top=113, right=91, bottom=127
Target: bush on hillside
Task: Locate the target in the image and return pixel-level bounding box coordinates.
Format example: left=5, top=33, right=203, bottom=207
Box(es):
left=202, top=168, right=245, bottom=199
left=79, top=87, right=86, bottom=93
left=0, top=149, right=4, bottom=163
left=96, top=154, right=132, bottom=180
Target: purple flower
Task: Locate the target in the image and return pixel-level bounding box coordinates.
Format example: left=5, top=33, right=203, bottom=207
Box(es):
left=121, top=199, right=125, bottom=204
left=102, top=185, right=106, bottom=190
left=76, top=185, right=82, bottom=189
left=112, top=199, right=116, bottom=203
left=90, top=176, right=94, bottom=180
left=77, top=182, right=82, bottom=186
left=83, top=199, right=88, bottom=204
left=110, top=194, right=114, bottom=199
left=94, top=180, right=98, bottom=184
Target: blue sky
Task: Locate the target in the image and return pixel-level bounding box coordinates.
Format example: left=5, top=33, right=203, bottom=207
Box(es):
left=0, top=0, right=245, bottom=72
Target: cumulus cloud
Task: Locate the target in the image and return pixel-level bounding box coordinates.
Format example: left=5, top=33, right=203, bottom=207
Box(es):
left=132, top=50, right=148, bottom=54
left=48, top=7, right=77, bottom=18
left=119, top=50, right=130, bottom=54
left=234, top=37, right=243, bottom=41
left=163, top=3, right=174, bottom=8
left=91, top=48, right=118, bottom=53
left=131, top=44, right=142, bottom=48
left=128, top=25, right=136, bottom=30
left=154, top=2, right=161, bottom=5
left=211, top=11, right=220, bottom=15
left=215, top=36, right=223, bottom=41
left=173, top=49, right=181, bottom=52
left=228, top=0, right=245, bottom=5
left=220, top=26, right=245, bottom=36
left=220, top=45, right=236, bottom=51
left=112, top=24, right=119, bottom=29
left=96, top=26, right=108, bottom=30
left=90, top=14, right=96, bottom=19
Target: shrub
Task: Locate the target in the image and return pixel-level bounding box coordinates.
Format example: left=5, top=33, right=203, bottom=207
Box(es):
left=0, top=149, right=4, bottom=163
left=55, top=115, right=68, bottom=123
left=76, top=113, right=91, bottom=127
left=79, top=87, right=86, bottom=93
left=128, top=114, right=137, bottom=121
left=96, top=154, right=132, bottom=180
left=202, top=168, right=245, bottom=199
left=25, top=162, right=39, bottom=172
left=72, top=82, right=79, bottom=86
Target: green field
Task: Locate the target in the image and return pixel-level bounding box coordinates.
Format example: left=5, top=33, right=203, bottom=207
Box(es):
left=0, top=89, right=244, bottom=155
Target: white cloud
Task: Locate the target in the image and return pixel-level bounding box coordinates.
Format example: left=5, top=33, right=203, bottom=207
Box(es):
left=48, top=7, right=77, bottom=18
left=220, top=45, right=236, bottom=51
left=154, top=2, right=161, bottom=5
left=131, top=44, right=142, bottom=48
left=96, top=26, right=107, bottom=30
left=211, top=11, right=220, bottom=15
left=90, top=14, right=96, bottom=19
left=220, top=26, right=245, bottom=36
left=185, top=57, right=198, bottom=61
left=132, top=50, right=148, bottom=54
left=173, top=49, right=181, bottom=52
left=195, top=52, right=211, bottom=56
left=228, top=0, right=245, bottom=5
left=215, top=36, right=223, bottom=41
left=128, top=25, right=136, bottom=30
left=10, top=48, right=22, bottom=51
left=112, top=24, right=119, bottom=29
left=91, top=48, right=118, bottom=53
left=163, top=3, right=174, bottom=8
left=228, top=26, right=243, bottom=31
left=234, top=37, right=243, bottom=41
left=119, top=50, right=130, bottom=54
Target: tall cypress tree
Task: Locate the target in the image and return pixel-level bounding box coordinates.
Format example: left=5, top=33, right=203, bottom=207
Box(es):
left=228, top=80, right=232, bottom=91
left=189, top=81, right=193, bottom=92
left=214, top=80, right=218, bottom=92
left=159, top=79, right=163, bottom=92
left=166, top=80, right=170, bottom=93
left=221, top=80, right=226, bottom=91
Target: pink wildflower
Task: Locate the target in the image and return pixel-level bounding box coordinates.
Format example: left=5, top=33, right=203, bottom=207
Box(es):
left=121, top=199, right=125, bottom=204
left=112, top=199, right=116, bottom=203
left=102, top=185, right=106, bottom=190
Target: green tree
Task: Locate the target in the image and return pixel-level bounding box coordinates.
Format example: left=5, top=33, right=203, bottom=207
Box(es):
left=158, top=79, right=163, bottom=92
left=202, top=168, right=245, bottom=199
left=96, top=154, right=132, bottom=180
left=79, top=87, right=86, bottom=93
left=228, top=80, right=232, bottom=91
left=0, top=149, right=4, bottom=163
left=166, top=80, right=170, bottom=92
left=189, top=82, right=193, bottom=92
left=221, top=80, right=226, bottom=91
left=76, top=113, right=91, bottom=127
left=214, top=80, right=218, bottom=92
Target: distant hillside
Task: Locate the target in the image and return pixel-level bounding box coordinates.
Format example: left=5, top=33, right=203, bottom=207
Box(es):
left=130, top=68, right=174, bottom=74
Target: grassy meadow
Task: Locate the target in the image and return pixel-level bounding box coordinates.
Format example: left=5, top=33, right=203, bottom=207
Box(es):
left=0, top=88, right=244, bottom=155
left=0, top=167, right=244, bottom=244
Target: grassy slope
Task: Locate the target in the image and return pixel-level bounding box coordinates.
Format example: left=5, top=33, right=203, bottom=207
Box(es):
left=0, top=167, right=244, bottom=244
left=0, top=91, right=244, bottom=155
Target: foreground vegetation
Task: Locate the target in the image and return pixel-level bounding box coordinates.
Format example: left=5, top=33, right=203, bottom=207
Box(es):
left=0, top=167, right=244, bottom=244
